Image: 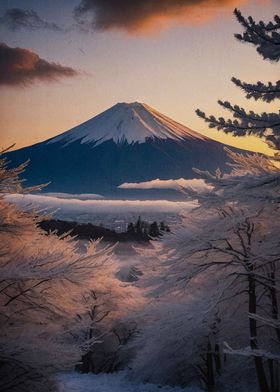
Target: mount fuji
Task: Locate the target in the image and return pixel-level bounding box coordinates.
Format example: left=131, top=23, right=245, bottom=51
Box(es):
left=6, top=102, right=243, bottom=199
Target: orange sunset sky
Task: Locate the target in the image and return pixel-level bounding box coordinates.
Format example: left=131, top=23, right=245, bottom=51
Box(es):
left=0, top=0, right=278, bottom=155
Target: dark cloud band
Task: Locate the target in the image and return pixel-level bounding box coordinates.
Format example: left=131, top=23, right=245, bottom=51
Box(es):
left=0, top=42, right=79, bottom=87
left=74, top=0, right=248, bottom=33
left=0, top=8, right=62, bottom=31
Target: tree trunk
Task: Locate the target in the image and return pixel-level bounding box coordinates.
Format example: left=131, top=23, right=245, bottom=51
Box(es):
left=269, top=268, right=280, bottom=392
left=81, top=325, right=94, bottom=373
left=269, top=359, right=276, bottom=392
left=269, top=269, right=280, bottom=343
left=248, top=272, right=270, bottom=392
left=214, top=343, right=222, bottom=375
left=81, top=351, right=93, bottom=373
left=276, top=361, right=280, bottom=392
left=206, top=341, right=215, bottom=392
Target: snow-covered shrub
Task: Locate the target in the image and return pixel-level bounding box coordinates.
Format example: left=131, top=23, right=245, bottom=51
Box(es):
left=0, top=153, right=141, bottom=391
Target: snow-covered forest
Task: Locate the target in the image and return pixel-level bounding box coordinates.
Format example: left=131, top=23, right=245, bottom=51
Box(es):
left=1, top=8, right=279, bottom=392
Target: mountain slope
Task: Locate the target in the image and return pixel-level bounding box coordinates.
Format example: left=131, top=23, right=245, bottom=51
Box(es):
left=6, top=102, right=244, bottom=199
left=48, top=102, right=206, bottom=146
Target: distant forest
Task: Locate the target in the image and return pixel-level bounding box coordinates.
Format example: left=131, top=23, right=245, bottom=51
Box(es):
left=39, top=216, right=170, bottom=242
left=127, top=216, right=170, bottom=238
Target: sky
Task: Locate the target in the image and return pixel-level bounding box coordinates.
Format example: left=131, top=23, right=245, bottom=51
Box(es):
left=0, top=0, right=278, bottom=155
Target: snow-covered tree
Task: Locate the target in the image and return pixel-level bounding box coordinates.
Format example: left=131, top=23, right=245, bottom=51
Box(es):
left=133, top=151, right=280, bottom=392
left=132, top=9, right=280, bottom=392
left=0, top=150, right=140, bottom=391
left=196, top=9, right=280, bottom=155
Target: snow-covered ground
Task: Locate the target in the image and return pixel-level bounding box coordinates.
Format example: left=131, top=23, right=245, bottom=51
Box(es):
left=56, top=372, right=202, bottom=392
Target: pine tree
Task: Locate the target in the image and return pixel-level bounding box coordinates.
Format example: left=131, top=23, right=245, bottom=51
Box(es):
left=196, top=9, right=280, bottom=157
left=135, top=216, right=142, bottom=235
left=149, top=221, right=160, bottom=237
left=127, top=222, right=135, bottom=235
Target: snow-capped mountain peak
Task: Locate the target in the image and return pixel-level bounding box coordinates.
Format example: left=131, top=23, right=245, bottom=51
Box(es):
left=48, top=102, right=207, bottom=146
left=7, top=101, right=242, bottom=196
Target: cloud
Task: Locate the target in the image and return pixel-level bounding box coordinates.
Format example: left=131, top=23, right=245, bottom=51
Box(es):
left=43, top=192, right=103, bottom=200
left=0, top=8, right=62, bottom=31
left=74, top=0, right=249, bottom=34
left=118, top=178, right=211, bottom=191
left=6, top=194, right=195, bottom=216
left=0, top=42, right=79, bottom=87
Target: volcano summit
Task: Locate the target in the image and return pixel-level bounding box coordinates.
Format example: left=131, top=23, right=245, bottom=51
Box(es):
left=6, top=102, right=241, bottom=198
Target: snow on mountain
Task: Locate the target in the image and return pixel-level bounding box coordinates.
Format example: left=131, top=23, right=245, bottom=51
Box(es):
left=48, top=102, right=207, bottom=147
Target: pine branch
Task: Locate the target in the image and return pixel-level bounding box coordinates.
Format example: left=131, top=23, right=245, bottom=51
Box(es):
left=196, top=106, right=280, bottom=150
left=234, top=9, right=280, bottom=62
left=258, top=16, right=280, bottom=32
left=217, top=100, right=280, bottom=125
left=231, top=77, right=280, bottom=102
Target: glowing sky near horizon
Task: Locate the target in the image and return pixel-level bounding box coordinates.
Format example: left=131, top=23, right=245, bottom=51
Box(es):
left=0, top=0, right=278, bottom=155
